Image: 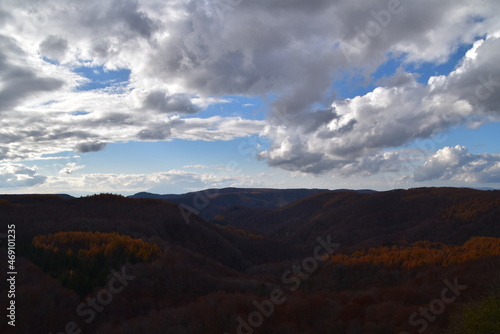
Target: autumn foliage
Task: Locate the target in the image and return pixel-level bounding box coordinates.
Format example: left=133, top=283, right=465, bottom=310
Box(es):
left=26, top=231, right=159, bottom=296
left=216, top=224, right=265, bottom=239
left=32, top=230, right=159, bottom=262
left=329, top=237, right=500, bottom=269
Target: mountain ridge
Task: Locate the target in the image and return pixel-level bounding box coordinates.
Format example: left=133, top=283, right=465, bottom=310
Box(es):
left=128, top=187, right=377, bottom=221
left=220, top=187, right=500, bottom=251
left=1, top=187, right=500, bottom=333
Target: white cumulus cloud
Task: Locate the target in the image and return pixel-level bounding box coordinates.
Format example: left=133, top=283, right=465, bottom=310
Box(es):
left=0, top=163, right=47, bottom=188
left=413, top=146, right=500, bottom=183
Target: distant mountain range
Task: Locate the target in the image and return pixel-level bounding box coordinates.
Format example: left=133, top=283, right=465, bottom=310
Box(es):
left=128, top=187, right=376, bottom=220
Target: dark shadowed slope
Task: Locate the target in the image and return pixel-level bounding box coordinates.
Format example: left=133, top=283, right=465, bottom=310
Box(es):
left=0, top=194, right=304, bottom=270
left=129, top=187, right=332, bottom=220
left=224, top=187, right=500, bottom=250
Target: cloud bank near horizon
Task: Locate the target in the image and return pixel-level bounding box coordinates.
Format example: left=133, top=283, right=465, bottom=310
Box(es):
left=1, top=0, right=499, bottom=192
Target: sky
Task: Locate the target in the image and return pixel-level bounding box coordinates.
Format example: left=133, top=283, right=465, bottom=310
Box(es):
left=0, top=0, right=499, bottom=196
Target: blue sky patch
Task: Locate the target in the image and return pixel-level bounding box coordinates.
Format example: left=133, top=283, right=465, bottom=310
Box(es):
left=70, top=111, right=90, bottom=116
left=73, top=65, right=131, bottom=92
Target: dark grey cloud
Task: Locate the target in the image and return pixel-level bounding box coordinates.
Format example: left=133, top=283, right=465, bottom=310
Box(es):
left=74, top=142, right=107, bottom=153
left=0, top=35, right=64, bottom=112
left=143, top=91, right=201, bottom=114
left=0, top=133, right=23, bottom=144
left=105, top=0, right=158, bottom=39
left=136, top=115, right=189, bottom=140
left=137, top=125, right=172, bottom=140
left=274, top=107, right=339, bottom=134
left=144, top=0, right=345, bottom=99
left=143, top=0, right=490, bottom=105
left=0, top=147, right=9, bottom=160
left=77, top=0, right=158, bottom=40
left=261, top=144, right=401, bottom=176
left=78, top=113, right=135, bottom=128
left=0, top=8, right=11, bottom=27
left=39, top=34, right=68, bottom=61
left=45, top=130, right=92, bottom=141
left=376, top=67, right=419, bottom=87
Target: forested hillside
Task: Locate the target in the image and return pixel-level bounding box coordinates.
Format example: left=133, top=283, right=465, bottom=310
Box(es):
left=0, top=187, right=499, bottom=333
left=223, top=187, right=500, bottom=250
